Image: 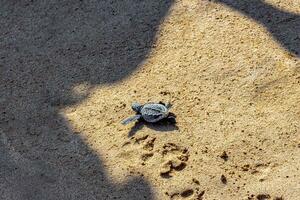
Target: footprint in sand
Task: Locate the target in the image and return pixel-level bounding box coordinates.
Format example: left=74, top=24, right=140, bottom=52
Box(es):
left=159, top=143, right=189, bottom=178
left=121, top=134, right=156, bottom=164
left=166, top=188, right=205, bottom=200
left=122, top=137, right=190, bottom=177
left=123, top=134, right=156, bottom=150
left=247, top=193, right=284, bottom=200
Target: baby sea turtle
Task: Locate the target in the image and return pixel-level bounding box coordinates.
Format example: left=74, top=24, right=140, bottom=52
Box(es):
left=121, top=102, right=176, bottom=125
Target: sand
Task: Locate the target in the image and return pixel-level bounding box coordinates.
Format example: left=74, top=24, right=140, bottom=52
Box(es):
left=1, top=0, right=299, bottom=200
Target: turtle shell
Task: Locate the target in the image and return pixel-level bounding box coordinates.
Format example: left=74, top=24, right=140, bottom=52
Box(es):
left=140, top=103, right=169, bottom=123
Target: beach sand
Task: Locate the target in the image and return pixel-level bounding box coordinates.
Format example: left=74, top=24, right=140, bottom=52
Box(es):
left=1, top=0, right=299, bottom=199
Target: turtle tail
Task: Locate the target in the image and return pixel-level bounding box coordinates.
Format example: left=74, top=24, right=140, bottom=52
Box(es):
left=121, top=115, right=141, bottom=125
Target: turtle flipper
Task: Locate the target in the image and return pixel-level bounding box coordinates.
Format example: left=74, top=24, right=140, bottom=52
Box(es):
left=121, top=115, right=141, bottom=125
left=166, top=102, right=172, bottom=109
left=158, top=101, right=172, bottom=109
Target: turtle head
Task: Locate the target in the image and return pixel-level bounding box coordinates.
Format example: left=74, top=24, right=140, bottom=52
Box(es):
left=132, top=102, right=142, bottom=113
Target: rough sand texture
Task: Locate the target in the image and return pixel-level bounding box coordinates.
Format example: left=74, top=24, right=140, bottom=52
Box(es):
left=1, top=0, right=300, bottom=200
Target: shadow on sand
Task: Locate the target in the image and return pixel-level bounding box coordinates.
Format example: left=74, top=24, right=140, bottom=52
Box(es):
left=0, top=0, right=173, bottom=199
left=1, top=0, right=298, bottom=199
left=214, top=0, right=300, bottom=57
left=128, top=118, right=179, bottom=138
